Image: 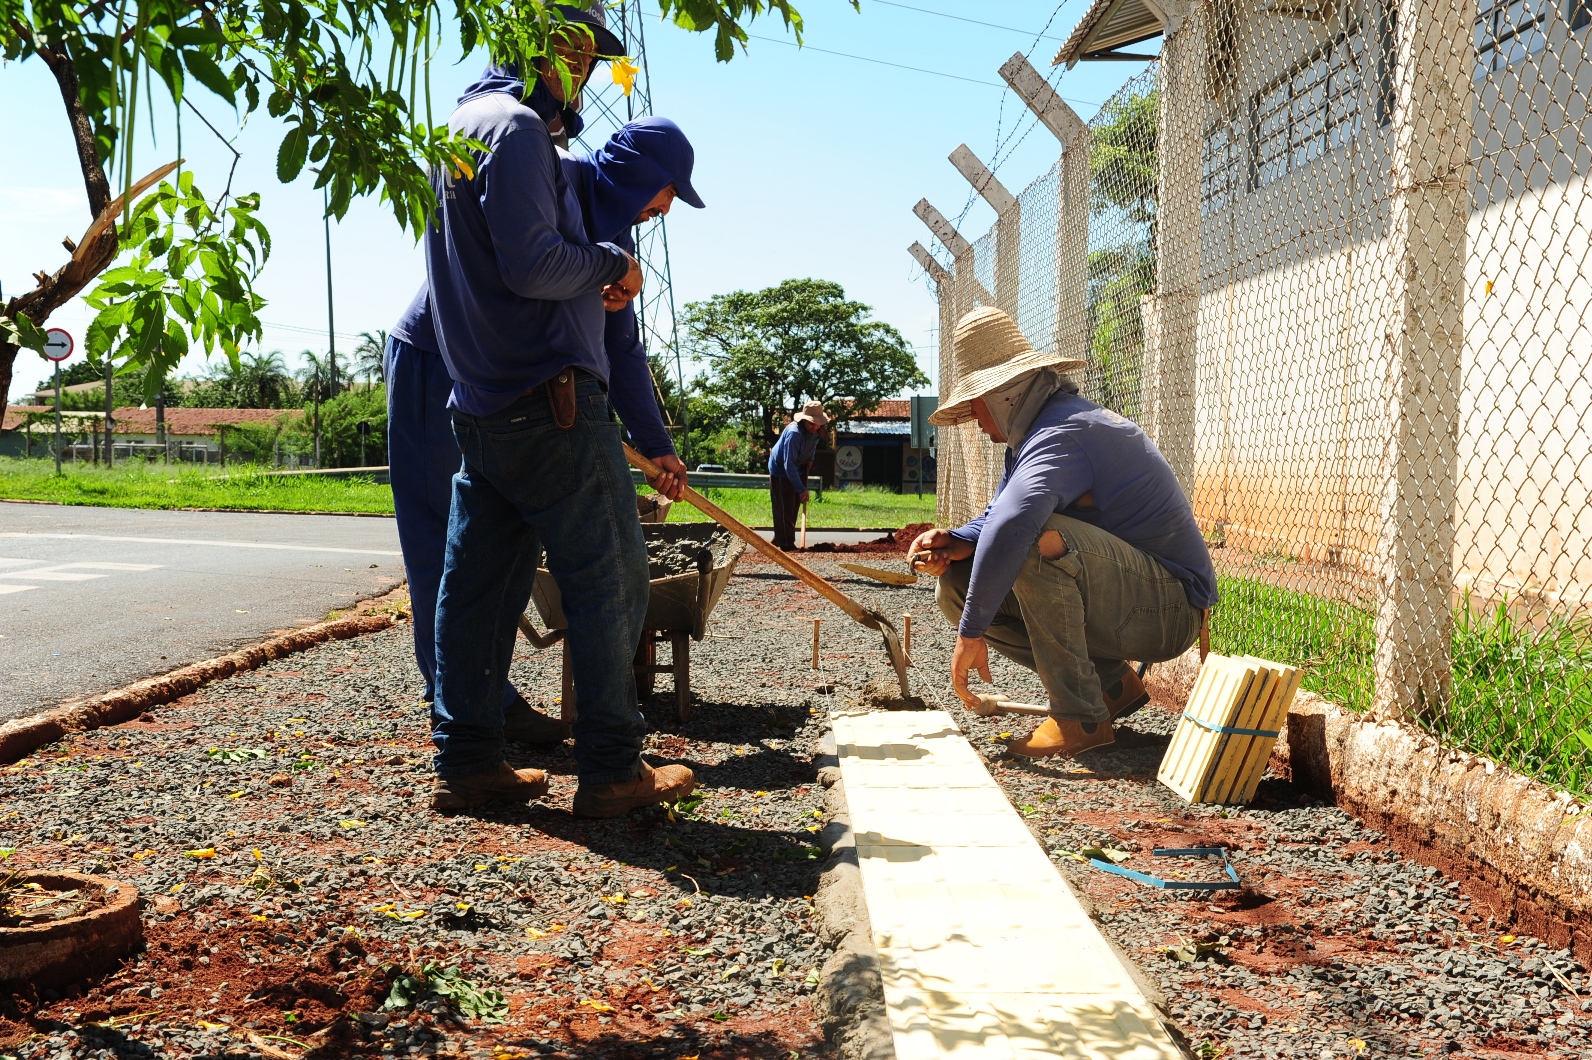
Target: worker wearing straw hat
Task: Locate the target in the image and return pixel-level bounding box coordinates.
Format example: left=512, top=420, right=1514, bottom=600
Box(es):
left=908, top=306, right=1217, bottom=758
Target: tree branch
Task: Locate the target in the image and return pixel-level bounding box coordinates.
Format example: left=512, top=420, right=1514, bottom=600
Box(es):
left=0, top=29, right=119, bottom=408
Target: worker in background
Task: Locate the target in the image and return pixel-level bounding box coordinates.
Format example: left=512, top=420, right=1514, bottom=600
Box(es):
left=908, top=306, right=1217, bottom=758
left=422, top=3, right=696, bottom=816
left=768, top=401, right=829, bottom=550
left=383, top=119, right=701, bottom=754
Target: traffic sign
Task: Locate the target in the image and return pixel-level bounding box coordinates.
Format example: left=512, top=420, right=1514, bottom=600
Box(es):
left=43, top=328, right=74, bottom=362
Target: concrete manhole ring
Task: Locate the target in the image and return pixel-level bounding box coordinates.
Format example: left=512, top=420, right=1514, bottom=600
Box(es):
left=0, top=871, right=143, bottom=990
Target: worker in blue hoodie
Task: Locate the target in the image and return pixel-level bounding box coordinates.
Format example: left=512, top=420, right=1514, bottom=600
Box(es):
left=384, top=114, right=703, bottom=763
left=422, top=3, right=696, bottom=817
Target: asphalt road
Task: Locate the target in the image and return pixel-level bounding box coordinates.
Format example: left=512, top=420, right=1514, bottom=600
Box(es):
left=0, top=503, right=406, bottom=722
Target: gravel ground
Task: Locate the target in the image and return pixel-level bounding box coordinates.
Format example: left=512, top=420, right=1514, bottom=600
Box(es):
left=4, top=548, right=1588, bottom=1060
left=0, top=556, right=846, bottom=1060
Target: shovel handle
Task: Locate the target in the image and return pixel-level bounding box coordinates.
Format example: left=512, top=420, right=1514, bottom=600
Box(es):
left=626, top=445, right=874, bottom=627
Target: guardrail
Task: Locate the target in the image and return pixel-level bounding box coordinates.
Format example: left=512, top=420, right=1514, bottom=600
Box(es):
left=630, top=469, right=822, bottom=496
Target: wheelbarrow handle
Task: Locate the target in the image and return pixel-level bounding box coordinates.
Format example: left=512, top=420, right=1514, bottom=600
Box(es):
left=625, top=445, right=874, bottom=628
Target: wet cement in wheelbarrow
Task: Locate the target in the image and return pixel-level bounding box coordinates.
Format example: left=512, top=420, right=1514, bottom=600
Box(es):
left=647, top=530, right=732, bottom=578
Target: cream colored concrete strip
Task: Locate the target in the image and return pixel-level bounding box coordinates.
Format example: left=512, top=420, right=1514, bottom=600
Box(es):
left=832, top=709, right=1182, bottom=1059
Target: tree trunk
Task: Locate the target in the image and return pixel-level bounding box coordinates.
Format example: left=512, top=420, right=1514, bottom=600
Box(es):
left=0, top=36, right=117, bottom=410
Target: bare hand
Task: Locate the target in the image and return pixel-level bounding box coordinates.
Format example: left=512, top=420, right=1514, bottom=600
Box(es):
left=907, top=527, right=972, bottom=577
left=799, top=491, right=810, bottom=505
left=602, top=252, right=644, bottom=311
left=649, top=453, right=688, bottom=502
left=951, top=635, right=992, bottom=709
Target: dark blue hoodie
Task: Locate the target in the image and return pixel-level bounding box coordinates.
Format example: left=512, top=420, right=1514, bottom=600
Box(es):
left=563, top=118, right=705, bottom=458
left=423, top=64, right=630, bottom=415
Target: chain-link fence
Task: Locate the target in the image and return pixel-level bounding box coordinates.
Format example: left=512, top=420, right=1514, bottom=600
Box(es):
left=919, top=0, right=1592, bottom=799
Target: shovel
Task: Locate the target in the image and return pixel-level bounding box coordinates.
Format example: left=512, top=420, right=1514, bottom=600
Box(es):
left=626, top=445, right=911, bottom=699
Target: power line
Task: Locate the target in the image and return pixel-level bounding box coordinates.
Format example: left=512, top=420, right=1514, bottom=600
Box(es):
left=744, top=33, right=1006, bottom=87
left=868, top=0, right=1067, bottom=41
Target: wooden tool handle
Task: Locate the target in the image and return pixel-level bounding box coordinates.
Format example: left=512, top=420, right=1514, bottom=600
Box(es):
left=626, top=445, right=874, bottom=627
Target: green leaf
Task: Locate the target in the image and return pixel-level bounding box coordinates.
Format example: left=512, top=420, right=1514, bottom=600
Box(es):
left=182, top=50, right=234, bottom=101
left=0, top=311, right=48, bottom=354
left=277, top=125, right=310, bottom=183
left=1574, top=729, right=1592, bottom=753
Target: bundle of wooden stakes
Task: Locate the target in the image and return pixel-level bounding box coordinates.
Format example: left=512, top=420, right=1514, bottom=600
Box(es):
left=1157, top=654, right=1303, bottom=805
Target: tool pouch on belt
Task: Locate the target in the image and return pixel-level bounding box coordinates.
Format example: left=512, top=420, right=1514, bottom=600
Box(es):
left=547, top=369, right=577, bottom=430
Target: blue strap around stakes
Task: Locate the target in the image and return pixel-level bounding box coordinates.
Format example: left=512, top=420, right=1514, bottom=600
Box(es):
left=1086, top=847, right=1242, bottom=891
left=1186, top=715, right=1280, bottom=738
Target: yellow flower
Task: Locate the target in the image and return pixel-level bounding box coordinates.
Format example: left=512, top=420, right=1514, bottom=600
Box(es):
left=611, top=56, right=640, bottom=97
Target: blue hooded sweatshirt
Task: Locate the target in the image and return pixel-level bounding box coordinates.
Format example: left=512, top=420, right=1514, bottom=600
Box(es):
left=424, top=64, right=631, bottom=415
left=564, top=118, right=705, bottom=458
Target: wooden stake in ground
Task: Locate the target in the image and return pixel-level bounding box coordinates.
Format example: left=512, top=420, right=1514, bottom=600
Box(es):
left=902, top=613, right=912, bottom=659
left=812, top=619, right=821, bottom=669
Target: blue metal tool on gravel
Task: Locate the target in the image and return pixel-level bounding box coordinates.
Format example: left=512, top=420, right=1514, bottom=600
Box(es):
left=1087, top=846, right=1242, bottom=890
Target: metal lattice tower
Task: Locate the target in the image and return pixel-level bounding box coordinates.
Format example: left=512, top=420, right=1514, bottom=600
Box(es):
left=574, top=1, right=689, bottom=454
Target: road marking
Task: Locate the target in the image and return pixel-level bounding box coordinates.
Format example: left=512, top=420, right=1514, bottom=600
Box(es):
left=0, top=533, right=402, bottom=557
left=0, top=562, right=166, bottom=582
left=0, top=585, right=37, bottom=595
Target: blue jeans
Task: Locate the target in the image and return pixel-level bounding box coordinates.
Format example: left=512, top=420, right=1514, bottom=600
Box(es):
left=431, top=373, right=650, bottom=783
left=385, top=335, right=521, bottom=713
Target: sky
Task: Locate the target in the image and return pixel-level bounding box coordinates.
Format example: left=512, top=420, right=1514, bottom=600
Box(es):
left=0, top=0, right=1155, bottom=401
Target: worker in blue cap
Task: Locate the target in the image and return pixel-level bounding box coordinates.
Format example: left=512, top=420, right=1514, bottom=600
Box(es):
left=387, top=45, right=706, bottom=816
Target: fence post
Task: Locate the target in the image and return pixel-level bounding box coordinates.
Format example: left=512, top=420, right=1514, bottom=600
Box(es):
left=909, top=241, right=953, bottom=513
left=948, top=145, right=1020, bottom=319
left=1141, top=2, right=1201, bottom=495
left=913, top=199, right=996, bottom=526
left=997, top=54, right=1090, bottom=366
left=1372, top=0, right=1470, bottom=721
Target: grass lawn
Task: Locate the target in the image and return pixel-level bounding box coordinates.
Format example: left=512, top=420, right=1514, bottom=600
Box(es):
left=1212, top=574, right=1592, bottom=798
left=0, top=459, right=397, bottom=514
left=653, top=483, right=936, bottom=530
left=0, top=458, right=939, bottom=528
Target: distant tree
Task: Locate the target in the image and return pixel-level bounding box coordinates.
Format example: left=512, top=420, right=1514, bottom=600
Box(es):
left=680, top=279, right=926, bottom=448
left=352, top=330, right=389, bottom=389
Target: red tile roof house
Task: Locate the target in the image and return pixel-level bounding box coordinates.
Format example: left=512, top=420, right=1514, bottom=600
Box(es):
left=2, top=406, right=302, bottom=464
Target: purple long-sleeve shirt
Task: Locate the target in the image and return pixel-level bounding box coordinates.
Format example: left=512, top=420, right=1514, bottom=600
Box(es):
left=949, top=392, right=1218, bottom=639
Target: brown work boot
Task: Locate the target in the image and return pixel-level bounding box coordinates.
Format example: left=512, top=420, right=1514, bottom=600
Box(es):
left=503, top=691, right=572, bottom=745
left=1007, top=717, right=1115, bottom=759
left=431, top=761, right=550, bottom=812
left=572, top=761, right=696, bottom=819
left=1104, top=669, right=1150, bottom=722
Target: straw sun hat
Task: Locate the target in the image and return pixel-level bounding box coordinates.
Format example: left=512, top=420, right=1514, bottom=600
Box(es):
left=928, top=306, right=1086, bottom=427
left=793, top=400, right=830, bottom=429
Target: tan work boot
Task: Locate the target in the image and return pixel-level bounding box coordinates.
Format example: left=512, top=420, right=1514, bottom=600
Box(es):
left=432, top=761, right=550, bottom=812
left=572, top=761, right=696, bottom=819
left=1007, top=717, right=1115, bottom=759
left=1104, top=669, right=1150, bottom=722
left=503, top=692, right=572, bottom=745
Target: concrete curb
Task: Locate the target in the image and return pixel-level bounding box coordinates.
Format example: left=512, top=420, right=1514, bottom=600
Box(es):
left=1146, top=647, right=1592, bottom=961
left=811, top=736, right=896, bottom=1060
left=0, top=588, right=407, bottom=765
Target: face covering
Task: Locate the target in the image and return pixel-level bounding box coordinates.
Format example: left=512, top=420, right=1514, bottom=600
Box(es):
left=981, top=368, right=1078, bottom=448
left=458, top=63, right=583, bottom=138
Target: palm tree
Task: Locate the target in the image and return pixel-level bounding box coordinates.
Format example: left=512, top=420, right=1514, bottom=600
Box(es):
left=352, top=330, right=388, bottom=389
left=240, top=350, right=294, bottom=408
left=297, top=350, right=331, bottom=467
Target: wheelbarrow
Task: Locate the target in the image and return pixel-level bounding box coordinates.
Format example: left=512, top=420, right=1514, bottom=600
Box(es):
left=519, top=524, right=746, bottom=722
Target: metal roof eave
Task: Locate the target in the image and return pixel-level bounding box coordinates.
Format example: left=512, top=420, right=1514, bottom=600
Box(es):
left=1054, top=0, right=1168, bottom=68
